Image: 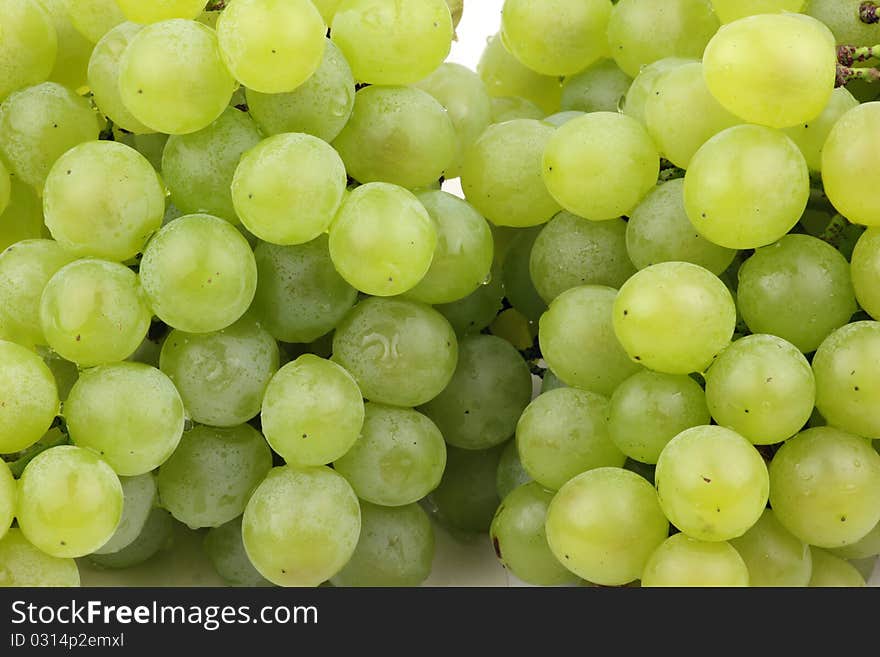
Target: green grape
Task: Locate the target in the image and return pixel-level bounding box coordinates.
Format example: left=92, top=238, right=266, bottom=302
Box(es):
left=608, top=370, right=710, bottom=464
left=420, top=335, right=531, bottom=451
left=40, top=259, right=152, bottom=366
left=87, top=22, right=151, bottom=133
left=127, top=132, right=169, bottom=172
left=542, top=112, right=659, bottom=222
left=813, top=322, right=880, bottom=438
left=163, top=108, right=262, bottom=224
left=808, top=547, right=866, bottom=587
left=38, top=0, right=92, bottom=91
left=613, top=262, right=736, bottom=375
left=413, top=63, right=492, bottom=179
left=204, top=517, right=272, bottom=587
left=806, top=0, right=877, bottom=44
left=607, top=0, right=719, bottom=78
left=140, top=214, right=258, bottom=334
left=17, top=445, right=122, bottom=558
left=737, top=235, right=856, bottom=353
left=627, top=180, right=735, bottom=275
left=490, top=482, right=576, bottom=586
left=770, top=426, right=880, bottom=547
left=560, top=59, right=631, bottom=114
left=543, top=111, right=585, bottom=128
left=540, top=370, right=567, bottom=394
left=850, top=230, right=880, bottom=321
left=64, top=0, right=125, bottom=43
left=250, top=237, right=357, bottom=344
left=328, top=183, right=436, bottom=297
left=44, top=142, right=164, bottom=261
left=0, top=161, right=9, bottom=215
left=246, top=39, right=355, bottom=143
left=530, top=212, right=635, bottom=303
left=702, top=13, right=836, bottom=129
left=427, top=444, right=502, bottom=534
left=333, top=86, right=454, bottom=189
left=0, top=180, right=46, bottom=255
left=115, top=0, right=206, bottom=22
left=332, top=297, right=457, bottom=407
left=331, top=0, right=452, bottom=85
left=0, top=82, right=101, bottom=191
left=65, top=362, right=185, bottom=476
left=705, top=335, right=815, bottom=445
left=641, top=534, right=749, bottom=587
left=823, top=103, right=880, bottom=227
left=216, top=0, right=325, bottom=94
left=545, top=467, right=669, bottom=585
left=0, top=340, right=59, bottom=454
left=478, top=34, right=561, bottom=115
left=404, top=191, right=493, bottom=305
left=0, top=0, right=57, bottom=102
left=92, top=473, right=156, bottom=555
left=262, top=355, right=364, bottom=466
left=119, top=19, right=235, bottom=135
left=783, top=87, right=858, bottom=173
left=334, top=403, right=446, bottom=507
left=540, top=285, right=640, bottom=394
left=232, top=134, right=346, bottom=246
left=0, top=460, right=14, bottom=540
left=496, top=439, right=532, bottom=500
left=435, top=269, right=505, bottom=337
left=729, top=508, right=812, bottom=587
left=158, top=424, right=272, bottom=529
left=490, top=96, right=544, bottom=123
left=159, top=316, right=280, bottom=427
left=462, top=119, right=561, bottom=228
left=87, top=506, right=172, bottom=569
left=712, top=0, right=805, bottom=22
left=0, top=529, right=79, bottom=586
left=830, top=521, right=880, bottom=560
left=501, top=0, right=611, bottom=76
left=683, top=125, right=809, bottom=249
left=331, top=501, right=434, bottom=587
left=502, top=226, right=546, bottom=321
left=517, top=388, right=625, bottom=491
left=621, top=57, right=693, bottom=125
left=0, top=239, right=76, bottom=347
left=644, top=62, right=740, bottom=169
left=242, top=465, right=360, bottom=587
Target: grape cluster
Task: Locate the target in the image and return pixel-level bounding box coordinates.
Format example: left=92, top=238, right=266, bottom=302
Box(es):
left=0, top=0, right=879, bottom=589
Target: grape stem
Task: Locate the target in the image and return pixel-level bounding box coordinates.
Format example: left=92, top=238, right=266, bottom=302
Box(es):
left=819, top=213, right=850, bottom=247
left=205, top=0, right=226, bottom=10
left=837, top=44, right=880, bottom=67
left=836, top=64, right=880, bottom=87
left=861, top=2, right=879, bottom=24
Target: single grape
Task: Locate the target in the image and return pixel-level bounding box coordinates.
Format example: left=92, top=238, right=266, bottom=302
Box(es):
left=560, top=59, right=631, bottom=114
left=711, top=0, right=805, bottom=23
left=478, top=34, right=562, bottom=115
left=850, top=229, right=880, bottom=320
left=115, top=0, right=206, bottom=22
left=641, top=534, right=749, bottom=587
left=0, top=0, right=58, bottom=102
left=86, top=506, right=173, bottom=569
left=87, top=22, right=151, bottom=133
left=496, top=439, right=532, bottom=500
left=0, top=529, right=79, bottom=587
left=427, top=444, right=503, bottom=534
left=242, top=465, right=361, bottom=587
left=0, top=340, right=59, bottom=454
left=729, top=508, right=812, bottom=587
left=502, top=226, right=546, bottom=321
left=823, top=103, right=880, bottom=227
left=806, top=0, right=876, bottom=44
left=204, top=517, right=272, bottom=587
left=783, top=87, right=858, bottom=173
left=622, top=57, right=694, bottom=125
left=64, top=0, right=125, bottom=43
left=808, top=547, right=866, bottom=587
left=92, top=473, right=156, bottom=555
left=545, top=467, right=669, bottom=586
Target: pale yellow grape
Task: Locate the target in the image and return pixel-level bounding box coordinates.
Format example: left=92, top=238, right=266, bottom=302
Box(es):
left=44, top=141, right=165, bottom=261
left=115, top=0, right=205, bottom=22
left=0, top=340, right=59, bottom=453
left=39, top=259, right=151, bottom=366
left=328, top=183, right=436, bottom=297
left=331, top=0, right=453, bottom=85
left=478, top=34, right=562, bottom=115
left=0, top=0, right=57, bottom=102
left=712, top=0, right=805, bottom=23
left=642, top=534, right=749, bottom=587
left=729, top=508, right=812, bottom=587
left=119, top=19, right=236, bottom=135
left=0, top=82, right=101, bottom=191
left=644, top=62, right=740, bottom=169
left=612, top=262, right=736, bottom=375
left=0, top=460, right=14, bottom=540
left=545, top=467, right=669, bottom=586
left=37, top=0, right=92, bottom=91
left=622, top=57, right=693, bottom=125
left=242, top=465, right=361, bottom=587
left=607, top=0, right=719, bottom=78
left=822, top=103, right=880, bottom=226
left=656, top=425, right=769, bottom=541
left=461, top=119, right=561, bottom=228
left=808, top=548, right=866, bottom=587
left=87, top=22, right=152, bottom=134
left=702, top=13, right=836, bottom=128
left=217, top=0, right=326, bottom=94
left=784, top=86, right=858, bottom=172
left=542, top=112, right=659, bottom=222
left=232, top=133, right=346, bottom=245
left=683, top=125, right=809, bottom=249
left=0, top=529, right=79, bottom=586
left=64, top=0, right=125, bottom=42
left=17, top=445, right=122, bottom=558
left=262, top=355, right=365, bottom=467
left=139, top=214, right=258, bottom=334
left=851, top=229, right=880, bottom=319
left=500, top=0, right=612, bottom=76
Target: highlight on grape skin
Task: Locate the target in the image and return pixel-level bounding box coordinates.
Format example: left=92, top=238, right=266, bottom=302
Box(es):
left=0, top=0, right=878, bottom=590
